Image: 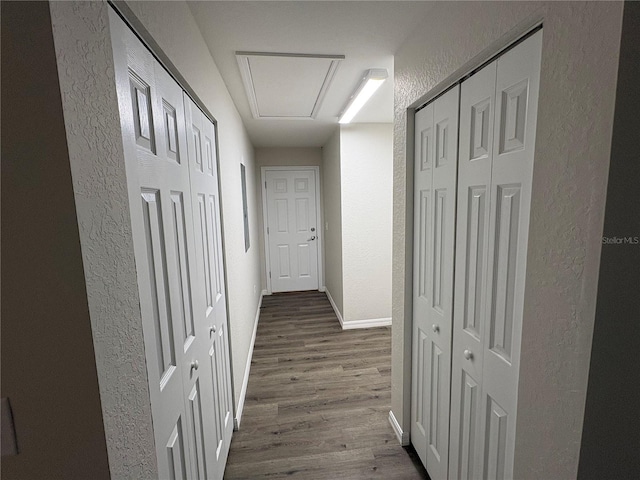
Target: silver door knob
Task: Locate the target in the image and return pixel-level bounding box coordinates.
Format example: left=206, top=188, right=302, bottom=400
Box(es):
left=191, top=360, right=199, bottom=371
left=210, top=326, right=216, bottom=335
left=307, top=236, right=316, bottom=241
left=463, top=349, right=473, bottom=360
left=432, top=324, right=439, bottom=333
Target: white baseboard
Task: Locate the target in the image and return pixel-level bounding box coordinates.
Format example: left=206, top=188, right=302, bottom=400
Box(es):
left=234, top=291, right=263, bottom=430
left=318, top=286, right=326, bottom=292
left=389, top=410, right=410, bottom=446
left=324, top=289, right=391, bottom=330
left=341, top=317, right=392, bottom=329
left=324, top=288, right=344, bottom=327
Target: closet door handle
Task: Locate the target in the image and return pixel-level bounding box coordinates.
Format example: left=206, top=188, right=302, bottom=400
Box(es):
left=432, top=324, right=439, bottom=333
left=191, top=360, right=199, bottom=371
left=463, top=349, right=473, bottom=360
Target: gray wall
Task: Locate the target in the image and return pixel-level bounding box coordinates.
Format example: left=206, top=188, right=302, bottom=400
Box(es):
left=578, top=2, right=640, bottom=477
left=1, top=2, right=111, bottom=478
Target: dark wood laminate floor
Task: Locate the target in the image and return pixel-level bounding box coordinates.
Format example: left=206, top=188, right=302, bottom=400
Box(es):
left=224, top=291, right=428, bottom=480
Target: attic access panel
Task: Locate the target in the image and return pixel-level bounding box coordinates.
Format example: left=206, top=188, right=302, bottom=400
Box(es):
left=236, top=52, right=343, bottom=119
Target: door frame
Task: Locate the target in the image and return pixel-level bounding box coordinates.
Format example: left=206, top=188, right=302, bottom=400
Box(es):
left=261, top=166, right=323, bottom=295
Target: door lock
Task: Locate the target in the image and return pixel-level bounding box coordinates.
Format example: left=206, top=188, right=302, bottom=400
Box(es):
left=310, top=227, right=315, bottom=232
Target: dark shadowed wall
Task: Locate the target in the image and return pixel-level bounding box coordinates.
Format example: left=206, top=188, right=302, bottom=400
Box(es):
left=578, top=2, right=640, bottom=478
left=1, top=2, right=111, bottom=478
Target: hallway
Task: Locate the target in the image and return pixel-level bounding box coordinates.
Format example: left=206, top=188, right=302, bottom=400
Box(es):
left=224, top=291, right=428, bottom=479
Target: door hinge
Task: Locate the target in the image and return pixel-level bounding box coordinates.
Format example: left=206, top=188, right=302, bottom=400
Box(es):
left=265, top=181, right=267, bottom=189
left=267, top=227, right=269, bottom=235
left=269, top=271, right=271, bottom=278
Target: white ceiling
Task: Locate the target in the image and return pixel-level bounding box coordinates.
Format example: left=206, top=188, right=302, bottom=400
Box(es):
left=187, top=1, right=435, bottom=147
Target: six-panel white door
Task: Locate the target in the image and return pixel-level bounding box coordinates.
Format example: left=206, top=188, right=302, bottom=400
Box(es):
left=449, top=30, right=542, bottom=480
left=264, top=169, right=319, bottom=292
left=411, top=85, right=459, bottom=480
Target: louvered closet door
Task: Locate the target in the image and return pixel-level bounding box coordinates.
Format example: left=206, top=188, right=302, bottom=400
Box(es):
left=184, top=96, right=234, bottom=480
left=449, top=60, right=497, bottom=480
left=113, top=19, right=197, bottom=480
left=411, top=85, right=459, bottom=480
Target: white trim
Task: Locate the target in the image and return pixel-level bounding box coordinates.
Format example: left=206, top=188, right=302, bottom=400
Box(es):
left=325, top=288, right=391, bottom=330
left=236, top=52, right=343, bottom=120
left=324, top=288, right=344, bottom=327
left=341, top=317, right=392, bottom=330
left=233, top=291, right=263, bottom=430
left=261, top=166, right=323, bottom=295
left=389, top=410, right=410, bottom=446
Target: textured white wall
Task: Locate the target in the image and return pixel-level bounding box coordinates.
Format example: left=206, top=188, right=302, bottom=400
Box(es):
left=340, top=124, right=393, bottom=323
left=322, top=129, right=344, bottom=315
left=49, top=2, right=157, bottom=477
left=392, top=2, right=623, bottom=478
left=255, top=148, right=323, bottom=290
left=123, top=0, right=262, bottom=412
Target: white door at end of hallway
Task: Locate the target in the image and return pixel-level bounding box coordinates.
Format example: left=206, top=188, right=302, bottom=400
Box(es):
left=264, top=169, right=319, bottom=292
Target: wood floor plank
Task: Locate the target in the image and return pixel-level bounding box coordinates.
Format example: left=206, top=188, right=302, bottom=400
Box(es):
left=224, top=291, right=428, bottom=479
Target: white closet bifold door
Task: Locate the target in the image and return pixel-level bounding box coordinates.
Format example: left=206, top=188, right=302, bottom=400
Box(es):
left=450, top=30, right=542, bottom=480
left=480, top=30, right=541, bottom=480
left=110, top=9, right=234, bottom=479
left=184, top=95, right=234, bottom=480
left=411, top=85, right=459, bottom=480
left=449, top=59, right=497, bottom=480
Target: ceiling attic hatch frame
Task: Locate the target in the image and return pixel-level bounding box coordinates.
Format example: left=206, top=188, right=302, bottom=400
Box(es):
left=236, top=51, right=344, bottom=120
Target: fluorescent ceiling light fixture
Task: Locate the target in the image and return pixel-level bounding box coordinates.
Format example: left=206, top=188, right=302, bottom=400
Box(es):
left=338, top=68, right=388, bottom=124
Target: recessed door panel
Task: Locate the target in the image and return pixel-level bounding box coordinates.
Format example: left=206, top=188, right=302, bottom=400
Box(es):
left=166, top=418, right=188, bottom=480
